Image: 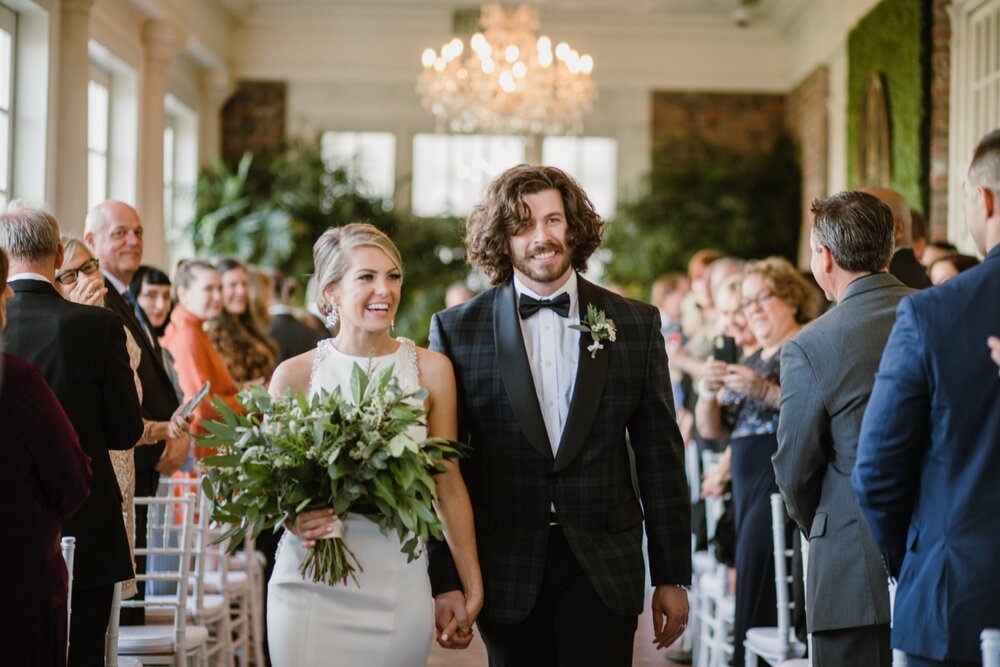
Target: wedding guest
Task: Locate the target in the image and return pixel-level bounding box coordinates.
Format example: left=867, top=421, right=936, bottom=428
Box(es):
left=854, top=128, right=1000, bottom=667
left=206, top=257, right=278, bottom=385
left=266, top=270, right=325, bottom=363
left=130, top=265, right=175, bottom=338
left=774, top=191, right=910, bottom=666
left=910, top=209, right=927, bottom=262
left=445, top=281, right=476, bottom=308
left=919, top=240, right=958, bottom=268
left=0, top=245, right=93, bottom=667
left=85, top=204, right=185, bottom=620
left=2, top=201, right=141, bottom=665
left=429, top=164, right=690, bottom=665
left=928, top=253, right=980, bottom=285
left=860, top=187, right=932, bottom=289
left=161, top=260, right=241, bottom=460
left=695, top=256, right=815, bottom=666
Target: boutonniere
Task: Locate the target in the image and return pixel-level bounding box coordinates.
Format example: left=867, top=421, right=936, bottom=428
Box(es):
left=571, top=303, right=617, bottom=358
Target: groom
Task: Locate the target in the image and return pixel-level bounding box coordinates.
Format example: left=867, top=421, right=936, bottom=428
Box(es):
left=429, top=164, right=691, bottom=665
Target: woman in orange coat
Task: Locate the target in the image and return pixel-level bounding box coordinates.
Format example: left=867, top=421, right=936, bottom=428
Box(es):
left=161, top=260, right=241, bottom=461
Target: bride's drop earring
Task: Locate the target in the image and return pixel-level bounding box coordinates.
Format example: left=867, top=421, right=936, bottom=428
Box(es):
left=390, top=319, right=395, bottom=334
left=325, top=305, right=340, bottom=330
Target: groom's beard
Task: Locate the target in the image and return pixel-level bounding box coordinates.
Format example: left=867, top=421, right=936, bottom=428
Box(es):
left=511, top=242, right=573, bottom=286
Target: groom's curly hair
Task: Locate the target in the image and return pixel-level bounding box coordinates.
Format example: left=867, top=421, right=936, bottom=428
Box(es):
left=465, top=164, right=604, bottom=285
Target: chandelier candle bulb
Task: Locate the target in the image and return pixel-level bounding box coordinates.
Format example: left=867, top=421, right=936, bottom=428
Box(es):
left=416, top=2, right=596, bottom=135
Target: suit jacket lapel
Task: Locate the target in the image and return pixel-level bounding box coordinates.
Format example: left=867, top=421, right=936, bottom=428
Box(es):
left=553, top=276, right=609, bottom=472
left=493, top=280, right=553, bottom=460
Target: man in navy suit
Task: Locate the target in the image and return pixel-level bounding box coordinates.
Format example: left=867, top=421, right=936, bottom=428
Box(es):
left=853, top=129, right=1000, bottom=666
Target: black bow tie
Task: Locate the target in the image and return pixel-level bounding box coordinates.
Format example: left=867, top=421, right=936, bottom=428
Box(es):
left=518, top=292, right=571, bottom=319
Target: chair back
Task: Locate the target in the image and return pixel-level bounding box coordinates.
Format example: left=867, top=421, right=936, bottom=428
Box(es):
left=983, top=628, right=1000, bottom=667
left=158, top=475, right=213, bottom=612
left=123, top=494, right=196, bottom=645
left=61, top=536, right=76, bottom=663
left=769, top=493, right=794, bottom=654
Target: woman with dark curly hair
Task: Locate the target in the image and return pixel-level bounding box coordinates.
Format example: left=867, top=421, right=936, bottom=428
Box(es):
left=465, top=163, right=604, bottom=285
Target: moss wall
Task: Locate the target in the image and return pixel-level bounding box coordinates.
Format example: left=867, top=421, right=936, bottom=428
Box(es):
left=847, top=0, right=928, bottom=211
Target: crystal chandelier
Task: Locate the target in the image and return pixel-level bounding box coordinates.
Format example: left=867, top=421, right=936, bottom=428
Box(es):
left=416, top=4, right=597, bottom=136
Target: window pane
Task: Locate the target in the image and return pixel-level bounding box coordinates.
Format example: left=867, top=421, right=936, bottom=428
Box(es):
left=321, top=131, right=396, bottom=206
left=88, top=80, right=109, bottom=153
left=0, top=29, right=11, bottom=111
left=543, top=136, right=618, bottom=219
left=0, top=112, right=8, bottom=191
left=412, top=134, right=525, bottom=217
left=88, top=152, right=107, bottom=211
left=163, top=125, right=175, bottom=187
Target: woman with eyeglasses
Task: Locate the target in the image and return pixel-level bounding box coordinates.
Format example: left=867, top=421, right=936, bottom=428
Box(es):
left=55, top=237, right=192, bottom=601
left=694, top=257, right=818, bottom=666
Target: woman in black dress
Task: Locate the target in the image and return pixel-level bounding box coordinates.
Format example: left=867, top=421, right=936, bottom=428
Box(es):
left=695, top=257, right=818, bottom=665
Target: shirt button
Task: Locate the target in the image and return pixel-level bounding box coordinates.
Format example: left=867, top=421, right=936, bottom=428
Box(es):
left=546, top=361, right=552, bottom=367
left=544, top=325, right=550, bottom=331
left=547, top=401, right=554, bottom=407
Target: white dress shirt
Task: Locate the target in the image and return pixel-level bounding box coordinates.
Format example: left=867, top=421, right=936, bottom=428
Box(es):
left=7, top=272, right=51, bottom=283
left=513, top=272, right=581, bottom=456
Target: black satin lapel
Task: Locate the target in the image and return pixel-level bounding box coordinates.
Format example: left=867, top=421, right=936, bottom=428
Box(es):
left=553, top=277, right=609, bottom=472
left=493, top=282, right=554, bottom=461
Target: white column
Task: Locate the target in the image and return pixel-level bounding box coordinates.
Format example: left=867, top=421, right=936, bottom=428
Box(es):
left=137, top=19, right=185, bottom=270
left=53, top=0, right=96, bottom=233
left=198, top=67, right=233, bottom=168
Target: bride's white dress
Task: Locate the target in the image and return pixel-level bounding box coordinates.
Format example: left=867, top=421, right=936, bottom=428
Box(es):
left=267, top=338, right=434, bottom=666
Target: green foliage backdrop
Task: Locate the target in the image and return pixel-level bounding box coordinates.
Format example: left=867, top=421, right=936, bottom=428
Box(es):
left=188, top=140, right=466, bottom=344
left=603, top=136, right=801, bottom=287
left=846, top=0, right=928, bottom=211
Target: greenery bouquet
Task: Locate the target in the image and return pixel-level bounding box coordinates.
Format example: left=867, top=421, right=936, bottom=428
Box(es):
left=198, top=363, right=466, bottom=586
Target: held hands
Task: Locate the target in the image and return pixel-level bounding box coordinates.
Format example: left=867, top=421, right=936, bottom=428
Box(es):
left=433, top=589, right=483, bottom=649
left=288, top=508, right=342, bottom=549
left=651, top=585, right=689, bottom=650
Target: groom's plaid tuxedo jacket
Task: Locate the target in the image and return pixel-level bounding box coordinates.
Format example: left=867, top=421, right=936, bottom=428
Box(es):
left=428, top=275, right=691, bottom=623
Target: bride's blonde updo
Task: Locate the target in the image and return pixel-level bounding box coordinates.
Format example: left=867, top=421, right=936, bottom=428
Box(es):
left=313, top=223, right=404, bottom=316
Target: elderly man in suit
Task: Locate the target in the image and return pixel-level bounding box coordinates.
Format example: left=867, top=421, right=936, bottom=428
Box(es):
left=85, top=201, right=184, bottom=623
left=853, top=130, right=1000, bottom=666
left=428, top=164, right=691, bottom=666
left=2, top=201, right=142, bottom=666
left=861, top=186, right=932, bottom=289
left=773, top=191, right=911, bottom=666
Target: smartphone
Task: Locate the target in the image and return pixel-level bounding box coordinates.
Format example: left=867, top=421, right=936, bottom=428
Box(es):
left=712, top=335, right=739, bottom=365
left=181, top=381, right=211, bottom=420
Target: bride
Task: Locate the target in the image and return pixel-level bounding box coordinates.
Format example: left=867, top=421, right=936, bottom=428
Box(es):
left=267, top=223, right=483, bottom=665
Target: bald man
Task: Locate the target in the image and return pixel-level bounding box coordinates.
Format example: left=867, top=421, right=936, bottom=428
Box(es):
left=85, top=201, right=184, bottom=623
left=860, top=187, right=932, bottom=289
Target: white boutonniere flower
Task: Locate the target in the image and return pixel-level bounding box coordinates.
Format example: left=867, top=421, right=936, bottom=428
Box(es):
left=571, top=303, right=617, bottom=358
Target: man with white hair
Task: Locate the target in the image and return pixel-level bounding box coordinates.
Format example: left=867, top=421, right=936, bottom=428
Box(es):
left=2, top=201, right=141, bottom=665
left=860, top=186, right=932, bottom=289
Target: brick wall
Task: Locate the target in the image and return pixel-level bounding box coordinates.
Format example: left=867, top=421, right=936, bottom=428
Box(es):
left=786, top=66, right=830, bottom=266
left=651, top=91, right=787, bottom=163
left=928, top=0, right=951, bottom=241
left=221, top=80, right=287, bottom=166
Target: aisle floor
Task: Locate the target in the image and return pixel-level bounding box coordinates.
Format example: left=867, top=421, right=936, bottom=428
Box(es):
left=426, top=588, right=689, bottom=667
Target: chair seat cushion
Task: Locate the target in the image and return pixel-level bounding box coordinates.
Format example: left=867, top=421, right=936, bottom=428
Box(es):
left=145, top=594, right=227, bottom=623
left=744, top=627, right=806, bottom=660
left=118, top=624, right=209, bottom=653
left=202, top=570, right=249, bottom=595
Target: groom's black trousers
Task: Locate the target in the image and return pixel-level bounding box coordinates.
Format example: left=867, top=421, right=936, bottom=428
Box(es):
left=476, top=523, right=638, bottom=667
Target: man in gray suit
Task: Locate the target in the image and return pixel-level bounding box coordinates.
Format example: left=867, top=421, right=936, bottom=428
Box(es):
left=773, top=190, right=912, bottom=666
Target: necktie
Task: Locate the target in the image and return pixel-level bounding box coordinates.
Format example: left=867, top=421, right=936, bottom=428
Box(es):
left=518, top=292, right=571, bottom=319
left=123, top=289, right=154, bottom=345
